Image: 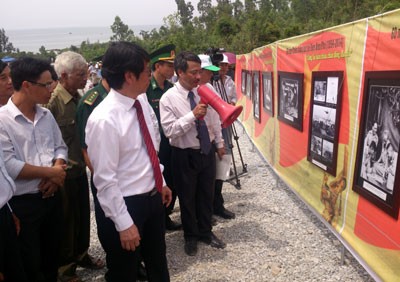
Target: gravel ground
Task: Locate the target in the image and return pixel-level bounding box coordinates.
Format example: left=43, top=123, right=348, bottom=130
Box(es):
left=78, top=122, right=374, bottom=282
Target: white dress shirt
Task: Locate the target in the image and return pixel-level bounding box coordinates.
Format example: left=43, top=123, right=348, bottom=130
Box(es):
left=86, top=89, right=164, bottom=232
left=213, top=75, right=237, bottom=103
left=0, top=143, right=15, bottom=208
left=159, top=81, right=223, bottom=149
left=0, top=99, right=68, bottom=195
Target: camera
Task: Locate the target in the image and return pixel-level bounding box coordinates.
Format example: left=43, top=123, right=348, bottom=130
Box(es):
left=205, top=47, right=225, bottom=66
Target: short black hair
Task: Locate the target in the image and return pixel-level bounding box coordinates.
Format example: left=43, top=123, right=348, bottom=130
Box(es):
left=10, top=57, right=53, bottom=91
left=174, top=51, right=201, bottom=76
left=101, top=41, right=149, bottom=90
left=0, top=60, right=7, bottom=73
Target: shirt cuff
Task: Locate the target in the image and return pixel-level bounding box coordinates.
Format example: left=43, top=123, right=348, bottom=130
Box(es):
left=113, top=210, right=134, bottom=232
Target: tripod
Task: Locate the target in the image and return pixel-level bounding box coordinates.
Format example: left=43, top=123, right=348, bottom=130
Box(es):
left=212, top=75, right=247, bottom=189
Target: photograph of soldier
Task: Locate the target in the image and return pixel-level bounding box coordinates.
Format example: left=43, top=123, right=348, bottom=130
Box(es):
left=280, top=78, right=299, bottom=119
left=357, top=84, right=400, bottom=195
left=246, top=71, right=252, bottom=98
left=241, top=70, right=246, bottom=94
left=360, top=127, right=398, bottom=194
left=322, top=140, right=334, bottom=162
left=253, top=71, right=260, bottom=120
left=262, top=72, right=273, bottom=114
left=311, top=135, right=322, bottom=155
left=361, top=140, right=377, bottom=180
left=311, top=105, right=336, bottom=139
left=313, top=80, right=327, bottom=102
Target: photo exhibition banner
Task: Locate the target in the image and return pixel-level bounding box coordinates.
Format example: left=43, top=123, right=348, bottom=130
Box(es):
left=235, top=9, right=400, bottom=281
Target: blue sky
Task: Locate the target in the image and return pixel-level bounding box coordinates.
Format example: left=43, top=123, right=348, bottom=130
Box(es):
left=1, top=0, right=218, bottom=30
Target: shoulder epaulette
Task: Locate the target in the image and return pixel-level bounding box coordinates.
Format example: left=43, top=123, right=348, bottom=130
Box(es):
left=84, top=91, right=99, bottom=106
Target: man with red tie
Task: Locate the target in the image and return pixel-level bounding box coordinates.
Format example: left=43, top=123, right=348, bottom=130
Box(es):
left=85, top=41, right=172, bottom=282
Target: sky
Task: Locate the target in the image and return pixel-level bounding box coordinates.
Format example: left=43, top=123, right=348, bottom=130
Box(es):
left=1, top=0, right=216, bottom=30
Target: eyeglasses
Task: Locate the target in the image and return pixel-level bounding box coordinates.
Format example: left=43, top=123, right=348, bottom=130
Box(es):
left=27, top=80, right=54, bottom=90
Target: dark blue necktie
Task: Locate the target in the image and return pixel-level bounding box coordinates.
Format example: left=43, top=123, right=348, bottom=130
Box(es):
left=188, top=91, right=212, bottom=155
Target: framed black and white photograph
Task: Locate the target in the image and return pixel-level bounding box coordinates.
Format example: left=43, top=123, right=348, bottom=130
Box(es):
left=262, top=72, right=273, bottom=116
left=307, top=71, right=343, bottom=175
left=277, top=71, right=304, bottom=131
left=246, top=71, right=252, bottom=99
left=313, top=80, right=327, bottom=102
left=253, top=71, right=260, bottom=122
left=241, top=70, right=246, bottom=94
left=353, top=71, right=400, bottom=218
left=311, top=135, right=322, bottom=155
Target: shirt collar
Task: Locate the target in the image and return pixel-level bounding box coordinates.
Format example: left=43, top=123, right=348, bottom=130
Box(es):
left=109, top=88, right=137, bottom=111
left=7, top=97, right=47, bottom=121
left=54, top=83, right=77, bottom=104
left=175, top=81, right=198, bottom=97
left=150, top=76, right=160, bottom=90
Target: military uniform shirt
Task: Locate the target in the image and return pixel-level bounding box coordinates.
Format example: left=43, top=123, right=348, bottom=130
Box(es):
left=76, top=82, right=108, bottom=149
left=46, top=83, right=86, bottom=178
left=146, top=76, right=174, bottom=125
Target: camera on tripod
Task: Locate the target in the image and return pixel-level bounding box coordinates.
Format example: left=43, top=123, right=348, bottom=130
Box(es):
left=205, top=47, right=225, bottom=67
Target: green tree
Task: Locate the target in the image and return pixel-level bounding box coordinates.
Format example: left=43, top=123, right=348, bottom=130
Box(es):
left=175, top=0, right=194, bottom=26
left=110, top=16, right=134, bottom=41
left=0, top=28, right=17, bottom=53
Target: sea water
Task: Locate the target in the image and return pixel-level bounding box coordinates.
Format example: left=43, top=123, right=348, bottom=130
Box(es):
left=6, top=25, right=160, bottom=53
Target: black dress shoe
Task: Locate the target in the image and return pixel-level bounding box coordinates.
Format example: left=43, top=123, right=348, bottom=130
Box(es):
left=137, top=261, right=147, bottom=281
left=184, top=239, right=198, bottom=256
left=200, top=233, right=226, bottom=249
left=166, top=216, right=182, bottom=231
left=214, top=207, right=235, bottom=219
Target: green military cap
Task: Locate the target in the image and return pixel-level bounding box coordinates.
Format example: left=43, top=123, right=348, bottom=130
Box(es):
left=150, top=44, right=176, bottom=65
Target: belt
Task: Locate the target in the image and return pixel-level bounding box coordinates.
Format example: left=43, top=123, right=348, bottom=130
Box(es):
left=138, top=188, right=158, bottom=197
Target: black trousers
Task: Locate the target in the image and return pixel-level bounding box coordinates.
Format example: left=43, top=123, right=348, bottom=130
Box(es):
left=213, top=179, right=225, bottom=213
left=96, top=192, right=169, bottom=282
left=159, top=132, right=177, bottom=217
left=58, top=172, right=90, bottom=275
left=0, top=205, right=27, bottom=281
left=9, top=192, right=62, bottom=282
left=171, top=146, right=216, bottom=241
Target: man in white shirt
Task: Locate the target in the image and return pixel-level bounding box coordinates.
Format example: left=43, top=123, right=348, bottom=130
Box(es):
left=160, top=51, right=226, bottom=257
left=0, top=57, right=68, bottom=282
left=86, top=42, right=172, bottom=282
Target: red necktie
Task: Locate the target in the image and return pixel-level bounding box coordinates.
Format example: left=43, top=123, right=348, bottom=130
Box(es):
left=134, top=100, right=163, bottom=192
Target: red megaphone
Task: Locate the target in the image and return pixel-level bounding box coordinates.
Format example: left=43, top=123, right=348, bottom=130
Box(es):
left=197, top=84, right=243, bottom=128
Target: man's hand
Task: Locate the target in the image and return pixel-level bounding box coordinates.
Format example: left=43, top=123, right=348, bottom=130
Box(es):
left=38, top=179, right=59, bottom=198
left=161, top=186, right=172, bottom=207
left=192, top=103, right=208, bottom=119
left=119, top=224, right=141, bottom=251
left=217, top=147, right=225, bottom=160
left=48, top=164, right=67, bottom=187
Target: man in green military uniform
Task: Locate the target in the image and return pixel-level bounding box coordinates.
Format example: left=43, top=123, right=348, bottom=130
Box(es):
left=146, top=44, right=181, bottom=230
left=76, top=76, right=109, bottom=174
left=46, top=51, right=104, bottom=282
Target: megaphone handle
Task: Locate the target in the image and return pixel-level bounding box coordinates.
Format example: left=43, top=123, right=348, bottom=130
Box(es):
left=198, top=100, right=207, bottom=120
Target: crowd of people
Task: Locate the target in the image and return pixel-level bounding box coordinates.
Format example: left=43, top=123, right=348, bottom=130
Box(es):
left=0, top=42, right=237, bottom=282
